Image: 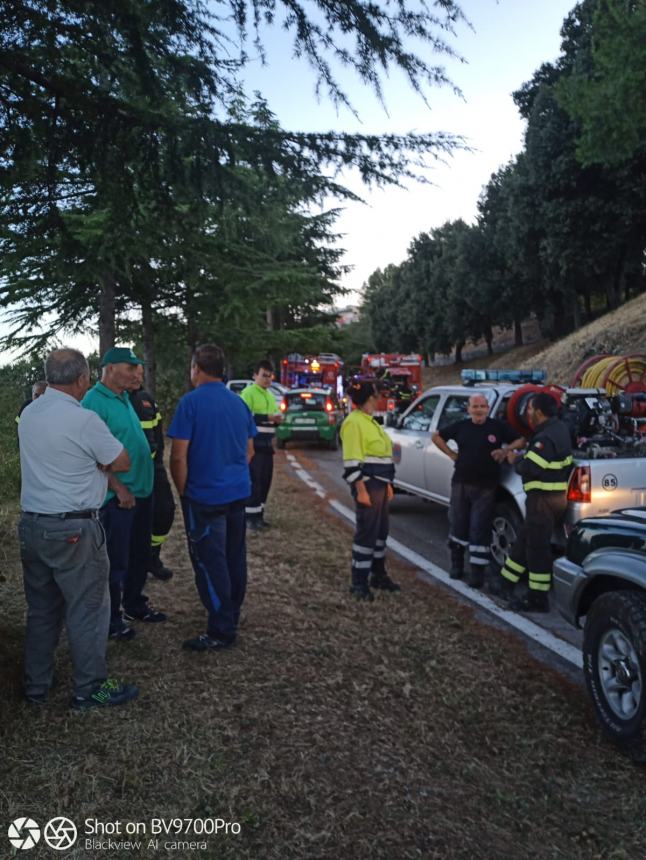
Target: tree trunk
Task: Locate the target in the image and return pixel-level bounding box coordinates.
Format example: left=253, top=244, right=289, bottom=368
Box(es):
left=99, top=272, right=116, bottom=356
left=185, top=287, right=198, bottom=391
left=572, top=296, right=582, bottom=330
left=484, top=324, right=493, bottom=356
left=454, top=341, right=464, bottom=364
left=514, top=317, right=523, bottom=347
left=141, top=300, right=156, bottom=396
left=584, top=290, right=592, bottom=319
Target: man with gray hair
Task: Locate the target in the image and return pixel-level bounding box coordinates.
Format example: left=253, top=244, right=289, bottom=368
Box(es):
left=18, top=347, right=139, bottom=710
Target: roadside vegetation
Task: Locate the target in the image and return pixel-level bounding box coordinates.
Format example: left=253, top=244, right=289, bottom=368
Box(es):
left=1, top=463, right=645, bottom=859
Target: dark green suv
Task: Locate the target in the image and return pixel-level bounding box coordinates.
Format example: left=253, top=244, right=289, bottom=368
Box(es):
left=276, top=388, right=344, bottom=450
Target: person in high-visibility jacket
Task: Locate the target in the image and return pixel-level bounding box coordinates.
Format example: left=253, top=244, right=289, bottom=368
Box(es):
left=128, top=365, right=176, bottom=581
left=240, top=360, right=283, bottom=530
left=340, top=380, right=400, bottom=600
left=498, top=392, right=573, bottom=612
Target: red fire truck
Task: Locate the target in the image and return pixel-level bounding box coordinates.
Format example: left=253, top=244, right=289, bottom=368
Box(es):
left=280, top=353, right=345, bottom=399
left=360, top=353, right=423, bottom=421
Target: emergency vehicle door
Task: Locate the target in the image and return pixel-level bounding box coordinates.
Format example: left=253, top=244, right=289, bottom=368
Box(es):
left=426, top=394, right=472, bottom=504
left=391, top=394, right=440, bottom=492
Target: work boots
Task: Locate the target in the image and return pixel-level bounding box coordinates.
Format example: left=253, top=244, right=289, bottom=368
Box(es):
left=370, top=572, right=401, bottom=592
left=465, top=564, right=485, bottom=589
left=349, top=572, right=374, bottom=602
left=488, top=571, right=514, bottom=600
left=508, top=590, right=550, bottom=613
left=148, top=546, right=173, bottom=581
left=449, top=543, right=465, bottom=580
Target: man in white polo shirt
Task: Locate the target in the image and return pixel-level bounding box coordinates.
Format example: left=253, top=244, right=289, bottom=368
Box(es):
left=18, top=347, right=139, bottom=710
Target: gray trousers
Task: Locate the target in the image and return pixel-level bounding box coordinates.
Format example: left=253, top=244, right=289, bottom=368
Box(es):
left=19, top=513, right=110, bottom=698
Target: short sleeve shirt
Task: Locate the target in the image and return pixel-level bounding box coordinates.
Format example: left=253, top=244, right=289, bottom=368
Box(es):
left=167, top=381, right=257, bottom=505
left=82, top=381, right=154, bottom=501
left=439, top=417, right=518, bottom=486
left=19, top=387, right=124, bottom=513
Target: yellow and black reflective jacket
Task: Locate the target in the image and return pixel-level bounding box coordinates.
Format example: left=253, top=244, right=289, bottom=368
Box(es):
left=516, top=416, right=573, bottom=493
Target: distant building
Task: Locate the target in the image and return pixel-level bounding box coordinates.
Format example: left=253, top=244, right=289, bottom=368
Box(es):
left=335, top=307, right=360, bottom=327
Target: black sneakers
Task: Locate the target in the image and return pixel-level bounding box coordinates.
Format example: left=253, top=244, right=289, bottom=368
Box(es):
left=71, top=678, right=139, bottom=711
left=109, top=621, right=136, bottom=641
left=182, top=634, right=234, bottom=652
left=124, top=605, right=167, bottom=623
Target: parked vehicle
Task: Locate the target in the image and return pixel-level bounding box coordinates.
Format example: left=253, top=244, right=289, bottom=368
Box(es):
left=552, top=507, right=646, bottom=760
left=359, top=353, right=423, bottom=422
left=226, top=379, right=287, bottom=402
left=280, top=353, right=344, bottom=400
left=384, top=370, right=646, bottom=569
left=275, top=388, right=345, bottom=450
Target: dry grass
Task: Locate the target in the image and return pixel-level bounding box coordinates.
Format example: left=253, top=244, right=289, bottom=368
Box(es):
left=1, top=465, right=646, bottom=859
left=421, top=294, right=646, bottom=389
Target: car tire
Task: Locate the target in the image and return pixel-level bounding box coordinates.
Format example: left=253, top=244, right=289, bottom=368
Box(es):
left=583, top=591, right=646, bottom=761
left=490, top=501, right=522, bottom=572
left=327, top=432, right=339, bottom=451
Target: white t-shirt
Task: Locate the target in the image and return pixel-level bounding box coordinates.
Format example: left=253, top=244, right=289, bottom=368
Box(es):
left=19, top=386, right=124, bottom=513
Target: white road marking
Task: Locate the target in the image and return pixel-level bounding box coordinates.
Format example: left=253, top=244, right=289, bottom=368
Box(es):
left=288, top=456, right=583, bottom=669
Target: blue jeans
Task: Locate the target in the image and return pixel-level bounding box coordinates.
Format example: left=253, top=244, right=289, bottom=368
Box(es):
left=181, top=497, right=247, bottom=643
left=101, top=494, right=153, bottom=628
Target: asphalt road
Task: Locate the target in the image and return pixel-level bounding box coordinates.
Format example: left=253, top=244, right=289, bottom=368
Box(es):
left=280, top=443, right=584, bottom=664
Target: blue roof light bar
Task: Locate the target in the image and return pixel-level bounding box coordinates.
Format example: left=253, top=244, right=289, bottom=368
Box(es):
left=460, top=368, right=547, bottom=385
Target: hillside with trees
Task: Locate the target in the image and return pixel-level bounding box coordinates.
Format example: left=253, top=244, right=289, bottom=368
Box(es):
left=362, top=0, right=646, bottom=362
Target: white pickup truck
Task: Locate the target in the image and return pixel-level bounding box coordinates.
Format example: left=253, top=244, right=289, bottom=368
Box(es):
left=385, top=378, right=646, bottom=568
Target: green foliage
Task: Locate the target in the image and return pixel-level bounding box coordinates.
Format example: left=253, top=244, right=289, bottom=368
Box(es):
left=0, top=0, right=467, bottom=364
left=0, top=357, right=45, bottom=500
left=557, top=0, right=646, bottom=166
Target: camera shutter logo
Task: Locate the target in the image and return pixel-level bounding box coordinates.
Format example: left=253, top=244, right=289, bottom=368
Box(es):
left=43, top=817, right=77, bottom=851
left=8, top=817, right=41, bottom=850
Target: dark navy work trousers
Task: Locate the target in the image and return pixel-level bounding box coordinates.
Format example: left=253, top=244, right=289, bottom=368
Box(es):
left=100, top=494, right=153, bottom=629
left=181, top=497, right=247, bottom=643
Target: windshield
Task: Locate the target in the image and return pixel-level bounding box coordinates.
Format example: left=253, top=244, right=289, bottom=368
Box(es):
left=285, top=392, right=328, bottom=413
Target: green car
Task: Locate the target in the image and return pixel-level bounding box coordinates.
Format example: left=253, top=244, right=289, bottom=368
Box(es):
left=276, top=388, right=345, bottom=450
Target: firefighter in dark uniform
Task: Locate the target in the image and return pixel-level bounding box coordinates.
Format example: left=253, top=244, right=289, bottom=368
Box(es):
left=341, top=380, right=400, bottom=600
left=241, top=359, right=282, bottom=530
left=498, top=392, right=573, bottom=612
left=432, top=393, right=525, bottom=588
left=128, top=365, right=176, bottom=580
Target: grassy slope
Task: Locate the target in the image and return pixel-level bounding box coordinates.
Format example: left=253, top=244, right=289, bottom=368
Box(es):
left=422, top=292, right=646, bottom=388
left=1, top=466, right=646, bottom=859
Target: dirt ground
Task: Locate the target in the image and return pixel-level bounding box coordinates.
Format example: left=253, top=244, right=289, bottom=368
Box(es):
left=1, top=463, right=646, bottom=860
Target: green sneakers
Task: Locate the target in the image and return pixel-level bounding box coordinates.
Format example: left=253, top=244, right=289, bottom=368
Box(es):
left=71, top=678, right=139, bottom=711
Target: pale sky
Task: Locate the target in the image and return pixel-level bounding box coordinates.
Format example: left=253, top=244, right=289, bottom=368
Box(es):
left=0, top=0, right=576, bottom=363
left=237, top=0, right=576, bottom=300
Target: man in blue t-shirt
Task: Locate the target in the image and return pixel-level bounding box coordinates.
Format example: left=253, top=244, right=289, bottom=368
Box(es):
left=168, top=344, right=257, bottom=651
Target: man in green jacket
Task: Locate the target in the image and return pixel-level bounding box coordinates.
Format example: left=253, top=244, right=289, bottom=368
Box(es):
left=240, top=360, right=283, bottom=530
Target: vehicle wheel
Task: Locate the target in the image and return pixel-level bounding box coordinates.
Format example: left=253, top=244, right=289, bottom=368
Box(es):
left=583, top=591, right=646, bottom=761
left=490, top=501, right=522, bottom=571
left=276, top=437, right=286, bottom=450
left=327, top=432, right=339, bottom=451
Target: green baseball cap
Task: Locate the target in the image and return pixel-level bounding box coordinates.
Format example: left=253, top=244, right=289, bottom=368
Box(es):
left=100, top=346, right=144, bottom=366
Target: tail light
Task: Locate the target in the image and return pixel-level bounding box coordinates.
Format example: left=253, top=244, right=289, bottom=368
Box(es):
left=325, top=401, right=333, bottom=412
left=387, top=399, right=396, bottom=411
left=280, top=400, right=286, bottom=412
left=567, top=465, right=591, bottom=504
